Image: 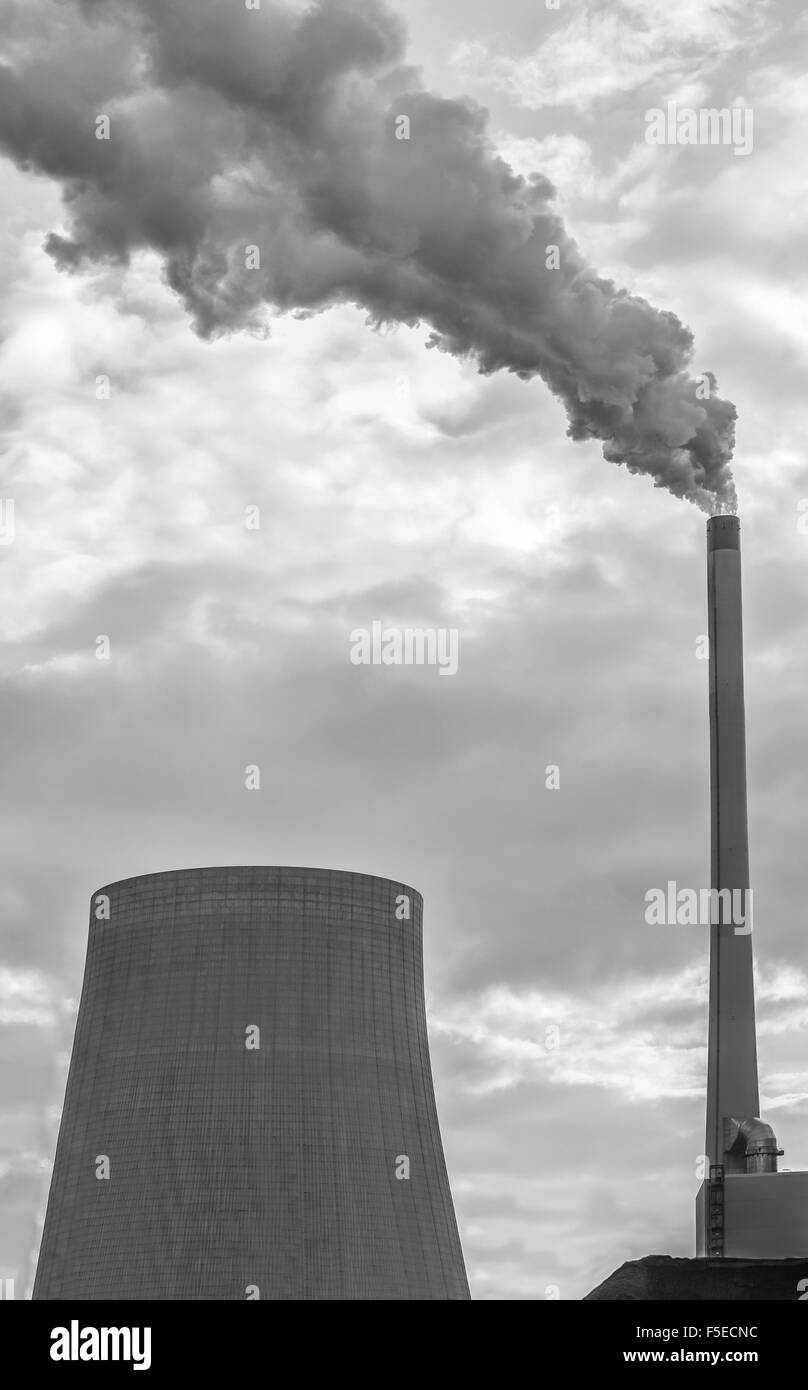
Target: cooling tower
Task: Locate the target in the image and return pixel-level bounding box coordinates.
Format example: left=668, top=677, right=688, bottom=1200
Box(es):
left=33, top=867, right=470, bottom=1300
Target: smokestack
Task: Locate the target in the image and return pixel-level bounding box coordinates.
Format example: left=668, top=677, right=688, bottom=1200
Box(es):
left=705, top=515, right=761, bottom=1172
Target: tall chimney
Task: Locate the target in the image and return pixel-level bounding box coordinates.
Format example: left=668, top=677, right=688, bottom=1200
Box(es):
left=705, top=515, right=760, bottom=1171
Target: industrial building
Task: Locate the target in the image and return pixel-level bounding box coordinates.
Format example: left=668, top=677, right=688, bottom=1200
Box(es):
left=697, top=516, right=808, bottom=1257
left=33, top=866, right=469, bottom=1300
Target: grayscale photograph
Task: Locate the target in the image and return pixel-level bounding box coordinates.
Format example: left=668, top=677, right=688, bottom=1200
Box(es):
left=1, top=0, right=807, bottom=1361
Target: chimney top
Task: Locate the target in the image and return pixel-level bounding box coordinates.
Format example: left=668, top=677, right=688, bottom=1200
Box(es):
left=707, top=514, right=740, bottom=551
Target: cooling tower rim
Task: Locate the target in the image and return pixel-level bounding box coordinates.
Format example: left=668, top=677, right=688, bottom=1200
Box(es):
left=91, top=865, right=423, bottom=900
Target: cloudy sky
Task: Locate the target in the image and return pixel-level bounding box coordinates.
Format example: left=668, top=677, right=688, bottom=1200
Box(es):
left=1, top=0, right=808, bottom=1300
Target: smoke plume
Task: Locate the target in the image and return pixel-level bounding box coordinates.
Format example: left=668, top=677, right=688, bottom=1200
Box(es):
left=0, top=0, right=737, bottom=511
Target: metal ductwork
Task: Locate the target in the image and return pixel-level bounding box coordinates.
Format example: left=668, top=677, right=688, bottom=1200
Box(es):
left=725, top=1117, right=783, bottom=1175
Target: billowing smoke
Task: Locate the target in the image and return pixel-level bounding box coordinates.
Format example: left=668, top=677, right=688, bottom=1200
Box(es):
left=0, top=0, right=737, bottom=511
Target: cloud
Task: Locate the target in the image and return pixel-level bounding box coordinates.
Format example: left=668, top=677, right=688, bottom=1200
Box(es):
left=436, top=961, right=808, bottom=1102
left=0, top=0, right=737, bottom=509
left=0, top=969, right=70, bottom=1026
left=436, top=965, right=707, bottom=1100
left=1, top=0, right=808, bottom=1303
left=453, top=0, right=768, bottom=112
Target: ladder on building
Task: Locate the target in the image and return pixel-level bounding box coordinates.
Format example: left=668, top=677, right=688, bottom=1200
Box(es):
left=708, top=1164, right=725, bottom=1257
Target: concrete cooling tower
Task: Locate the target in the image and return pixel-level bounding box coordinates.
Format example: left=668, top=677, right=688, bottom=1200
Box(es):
left=33, top=867, right=470, bottom=1300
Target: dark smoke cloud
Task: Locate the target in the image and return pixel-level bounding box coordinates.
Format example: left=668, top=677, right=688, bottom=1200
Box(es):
left=0, top=0, right=737, bottom=511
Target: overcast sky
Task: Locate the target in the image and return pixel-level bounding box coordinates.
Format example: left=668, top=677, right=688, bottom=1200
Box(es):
left=2, top=0, right=808, bottom=1300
